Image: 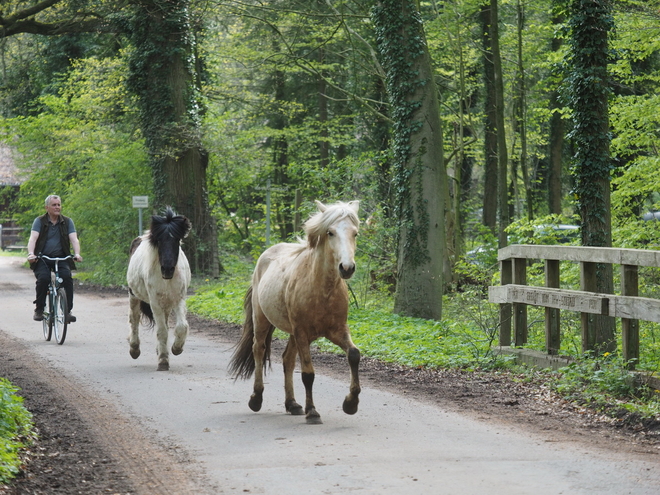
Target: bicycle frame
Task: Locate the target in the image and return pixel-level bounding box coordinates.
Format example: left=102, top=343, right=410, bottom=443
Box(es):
left=39, top=255, right=72, bottom=345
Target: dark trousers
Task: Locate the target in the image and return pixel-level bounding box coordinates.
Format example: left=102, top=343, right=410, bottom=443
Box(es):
left=33, top=259, right=74, bottom=313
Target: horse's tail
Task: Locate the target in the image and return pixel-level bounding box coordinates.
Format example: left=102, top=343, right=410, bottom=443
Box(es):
left=140, top=300, right=155, bottom=328
left=228, top=285, right=274, bottom=380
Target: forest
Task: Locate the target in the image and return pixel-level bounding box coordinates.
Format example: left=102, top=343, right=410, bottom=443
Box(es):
left=1, top=1, right=660, bottom=318
left=1, top=0, right=660, bottom=432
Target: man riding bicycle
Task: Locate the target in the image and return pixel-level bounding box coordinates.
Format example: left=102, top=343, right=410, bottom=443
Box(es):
left=27, top=195, right=83, bottom=323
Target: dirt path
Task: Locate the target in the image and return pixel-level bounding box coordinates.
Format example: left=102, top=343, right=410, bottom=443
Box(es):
left=0, top=255, right=659, bottom=494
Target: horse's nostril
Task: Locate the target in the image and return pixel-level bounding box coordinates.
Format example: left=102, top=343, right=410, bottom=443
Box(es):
left=339, top=263, right=355, bottom=278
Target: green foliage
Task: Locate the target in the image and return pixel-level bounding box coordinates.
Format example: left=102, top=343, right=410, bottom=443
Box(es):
left=506, top=214, right=580, bottom=245
left=1, top=55, right=152, bottom=285
left=548, top=354, right=660, bottom=419
left=186, top=254, right=253, bottom=323
left=0, top=378, right=36, bottom=484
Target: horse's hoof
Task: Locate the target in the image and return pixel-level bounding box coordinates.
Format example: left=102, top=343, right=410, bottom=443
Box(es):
left=306, top=410, right=323, bottom=425
left=342, top=396, right=359, bottom=415
left=171, top=345, right=184, bottom=356
left=130, top=347, right=141, bottom=359
left=157, top=362, right=169, bottom=371
left=285, top=400, right=304, bottom=416
left=248, top=394, right=262, bottom=412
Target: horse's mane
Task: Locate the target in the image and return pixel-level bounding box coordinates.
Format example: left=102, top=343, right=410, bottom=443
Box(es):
left=147, top=207, right=192, bottom=247
left=304, top=202, right=360, bottom=248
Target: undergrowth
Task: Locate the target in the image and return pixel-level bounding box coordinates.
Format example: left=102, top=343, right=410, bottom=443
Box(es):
left=0, top=378, right=36, bottom=484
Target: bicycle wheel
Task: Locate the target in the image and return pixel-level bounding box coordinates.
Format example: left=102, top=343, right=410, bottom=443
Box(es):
left=42, top=292, right=53, bottom=341
left=53, top=288, right=68, bottom=345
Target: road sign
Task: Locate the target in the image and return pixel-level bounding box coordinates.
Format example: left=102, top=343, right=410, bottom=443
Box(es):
left=132, top=196, right=149, bottom=208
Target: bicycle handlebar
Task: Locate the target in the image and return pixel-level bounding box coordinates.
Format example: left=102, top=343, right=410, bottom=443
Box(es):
left=38, top=255, right=74, bottom=262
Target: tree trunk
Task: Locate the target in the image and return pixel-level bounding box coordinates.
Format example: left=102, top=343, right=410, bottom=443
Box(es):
left=568, top=0, right=615, bottom=353
left=128, top=0, right=219, bottom=276
left=480, top=3, right=498, bottom=232
left=548, top=7, right=565, bottom=215
left=490, top=0, right=509, bottom=248
left=373, top=0, right=446, bottom=320
left=515, top=0, right=530, bottom=219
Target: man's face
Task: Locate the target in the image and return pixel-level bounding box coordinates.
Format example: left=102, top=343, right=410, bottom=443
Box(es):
left=46, top=198, right=61, bottom=217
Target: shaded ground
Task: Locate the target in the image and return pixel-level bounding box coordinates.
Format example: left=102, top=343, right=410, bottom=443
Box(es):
left=1, top=284, right=659, bottom=494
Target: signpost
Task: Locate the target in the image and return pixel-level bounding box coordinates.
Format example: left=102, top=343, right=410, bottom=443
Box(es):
left=132, top=196, right=149, bottom=235
left=254, top=180, right=288, bottom=246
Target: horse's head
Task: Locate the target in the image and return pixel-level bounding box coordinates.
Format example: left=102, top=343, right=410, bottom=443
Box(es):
left=148, top=207, right=192, bottom=279
left=307, top=200, right=360, bottom=280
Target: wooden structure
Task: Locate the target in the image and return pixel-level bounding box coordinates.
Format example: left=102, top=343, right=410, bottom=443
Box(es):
left=0, top=221, right=25, bottom=250
left=488, top=245, right=660, bottom=369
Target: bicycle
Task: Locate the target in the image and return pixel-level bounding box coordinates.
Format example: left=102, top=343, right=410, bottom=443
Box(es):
left=38, top=254, right=73, bottom=345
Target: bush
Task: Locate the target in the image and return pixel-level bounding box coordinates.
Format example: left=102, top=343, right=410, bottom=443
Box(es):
left=0, top=378, right=37, bottom=484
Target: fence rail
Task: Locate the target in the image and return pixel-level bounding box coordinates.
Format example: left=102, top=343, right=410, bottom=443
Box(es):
left=488, top=244, right=660, bottom=369
left=0, top=223, right=25, bottom=251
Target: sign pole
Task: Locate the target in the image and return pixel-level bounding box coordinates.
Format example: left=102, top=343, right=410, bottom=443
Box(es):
left=132, top=196, right=149, bottom=236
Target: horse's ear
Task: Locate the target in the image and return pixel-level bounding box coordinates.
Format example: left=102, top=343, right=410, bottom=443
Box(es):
left=315, top=200, right=327, bottom=212
left=347, top=201, right=360, bottom=214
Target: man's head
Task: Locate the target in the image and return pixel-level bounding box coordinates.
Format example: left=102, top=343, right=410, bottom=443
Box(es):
left=45, top=195, right=62, bottom=218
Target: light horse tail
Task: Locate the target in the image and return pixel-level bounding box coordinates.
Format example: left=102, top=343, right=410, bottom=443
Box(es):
left=228, top=285, right=275, bottom=379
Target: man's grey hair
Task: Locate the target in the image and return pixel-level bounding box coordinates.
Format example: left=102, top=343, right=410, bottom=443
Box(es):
left=45, top=195, right=61, bottom=207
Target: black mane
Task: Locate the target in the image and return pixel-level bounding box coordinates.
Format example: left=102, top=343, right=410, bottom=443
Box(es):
left=148, top=207, right=192, bottom=246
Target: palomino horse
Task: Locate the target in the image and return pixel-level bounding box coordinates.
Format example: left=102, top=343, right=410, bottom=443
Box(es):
left=126, top=207, right=192, bottom=371
left=229, top=200, right=361, bottom=424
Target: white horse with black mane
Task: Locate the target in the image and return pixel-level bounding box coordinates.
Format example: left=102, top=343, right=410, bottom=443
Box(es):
left=126, top=207, right=192, bottom=371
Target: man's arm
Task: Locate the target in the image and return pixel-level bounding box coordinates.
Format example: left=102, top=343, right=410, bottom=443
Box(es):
left=69, top=232, right=82, bottom=262
left=26, top=230, right=40, bottom=263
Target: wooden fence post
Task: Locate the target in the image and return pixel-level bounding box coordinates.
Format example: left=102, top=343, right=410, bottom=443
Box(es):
left=499, top=258, right=512, bottom=347
left=580, top=261, right=597, bottom=353
left=513, top=258, right=527, bottom=346
left=621, top=264, right=639, bottom=369
left=545, top=259, right=560, bottom=355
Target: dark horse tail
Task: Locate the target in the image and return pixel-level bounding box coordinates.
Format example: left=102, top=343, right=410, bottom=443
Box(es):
left=140, top=300, right=155, bottom=327
left=128, top=236, right=155, bottom=328
left=228, top=285, right=274, bottom=379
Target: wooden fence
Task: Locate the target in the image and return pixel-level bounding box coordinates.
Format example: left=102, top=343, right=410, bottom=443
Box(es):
left=488, top=244, right=660, bottom=369
left=0, top=221, right=25, bottom=251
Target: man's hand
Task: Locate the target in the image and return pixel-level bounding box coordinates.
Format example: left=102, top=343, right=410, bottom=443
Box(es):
left=73, top=254, right=83, bottom=262
left=27, top=253, right=37, bottom=264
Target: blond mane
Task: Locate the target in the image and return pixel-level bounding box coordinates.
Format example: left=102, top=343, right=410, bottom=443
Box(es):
left=303, top=201, right=360, bottom=248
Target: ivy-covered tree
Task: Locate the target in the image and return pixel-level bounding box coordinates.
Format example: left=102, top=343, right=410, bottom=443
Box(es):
left=372, top=0, right=446, bottom=320
left=127, top=0, right=219, bottom=276
left=567, top=0, right=615, bottom=353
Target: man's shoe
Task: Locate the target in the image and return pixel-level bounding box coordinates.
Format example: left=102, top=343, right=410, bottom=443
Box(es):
left=66, top=313, right=76, bottom=323
left=33, top=309, right=44, bottom=321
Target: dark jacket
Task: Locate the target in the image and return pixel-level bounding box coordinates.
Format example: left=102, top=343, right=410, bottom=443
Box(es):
left=33, top=213, right=76, bottom=270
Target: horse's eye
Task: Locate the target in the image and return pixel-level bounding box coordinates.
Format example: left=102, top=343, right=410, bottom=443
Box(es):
left=327, top=231, right=334, bottom=237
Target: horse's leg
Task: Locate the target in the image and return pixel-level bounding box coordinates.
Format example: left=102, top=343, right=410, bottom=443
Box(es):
left=128, top=294, right=141, bottom=360
left=248, top=307, right=270, bottom=412
left=282, top=336, right=304, bottom=415
left=171, top=299, right=189, bottom=356
left=153, top=307, right=170, bottom=371
left=328, top=330, right=361, bottom=415
left=294, top=333, right=322, bottom=424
